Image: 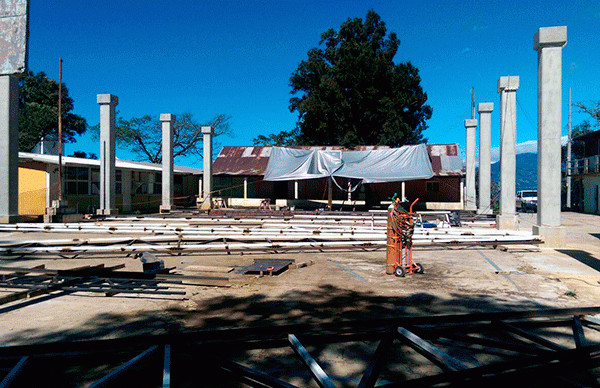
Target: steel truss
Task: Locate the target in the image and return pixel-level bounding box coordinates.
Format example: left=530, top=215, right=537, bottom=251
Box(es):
left=0, top=264, right=229, bottom=307
left=2, top=307, right=600, bottom=387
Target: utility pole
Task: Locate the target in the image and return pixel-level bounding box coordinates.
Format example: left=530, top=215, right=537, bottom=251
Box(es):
left=58, top=58, right=63, bottom=202
left=471, top=87, right=475, bottom=119
left=566, top=87, right=572, bottom=209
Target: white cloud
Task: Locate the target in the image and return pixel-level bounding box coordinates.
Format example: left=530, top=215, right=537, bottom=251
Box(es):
left=460, top=47, right=472, bottom=54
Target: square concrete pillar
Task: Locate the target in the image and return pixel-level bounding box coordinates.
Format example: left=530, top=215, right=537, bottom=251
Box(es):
left=160, top=113, right=175, bottom=213
left=477, top=103, right=494, bottom=214
left=200, top=126, right=213, bottom=210
left=496, top=76, right=519, bottom=230
left=0, top=75, right=20, bottom=223
left=533, top=26, right=567, bottom=247
left=464, top=119, right=478, bottom=211
left=97, top=94, right=119, bottom=216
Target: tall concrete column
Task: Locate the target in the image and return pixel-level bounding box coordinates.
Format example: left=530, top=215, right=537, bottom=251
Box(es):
left=464, top=119, right=478, bottom=211
left=496, top=76, right=519, bottom=230
left=477, top=103, right=494, bottom=214
left=533, top=26, right=567, bottom=246
left=0, top=75, right=20, bottom=223
left=97, top=94, right=119, bottom=215
left=160, top=113, right=175, bottom=213
left=200, top=126, right=213, bottom=210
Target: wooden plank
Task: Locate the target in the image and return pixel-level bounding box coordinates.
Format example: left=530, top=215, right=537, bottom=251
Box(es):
left=163, top=344, right=170, bottom=388
left=183, top=265, right=234, bottom=273
left=396, top=327, right=468, bottom=372
left=218, top=358, right=299, bottom=388
left=572, top=315, right=588, bottom=348
left=0, top=356, right=28, bottom=388
left=358, top=334, right=394, bottom=388
left=288, top=334, right=335, bottom=388
left=88, top=346, right=159, bottom=388
left=496, top=321, right=567, bottom=351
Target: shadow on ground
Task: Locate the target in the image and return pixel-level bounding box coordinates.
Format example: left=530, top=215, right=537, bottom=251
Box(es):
left=558, top=249, right=600, bottom=273
left=4, top=284, right=600, bottom=387
left=2, top=285, right=548, bottom=345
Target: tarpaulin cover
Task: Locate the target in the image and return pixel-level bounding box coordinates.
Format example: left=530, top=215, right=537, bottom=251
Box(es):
left=263, top=144, right=434, bottom=183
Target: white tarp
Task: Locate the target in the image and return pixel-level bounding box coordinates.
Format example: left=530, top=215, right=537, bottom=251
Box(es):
left=263, top=144, right=434, bottom=183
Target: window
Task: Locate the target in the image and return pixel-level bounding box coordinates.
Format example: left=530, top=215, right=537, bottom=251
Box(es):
left=116, top=169, right=122, bottom=195
left=64, top=166, right=89, bottom=195
left=91, top=168, right=100, bottom=195
left=154, top=172, right=162, bottom=194
left=426, top=181, right=440, bottom=193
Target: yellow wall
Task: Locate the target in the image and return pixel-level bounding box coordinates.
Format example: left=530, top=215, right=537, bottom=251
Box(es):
left=19, top=166, right=47, bottom=215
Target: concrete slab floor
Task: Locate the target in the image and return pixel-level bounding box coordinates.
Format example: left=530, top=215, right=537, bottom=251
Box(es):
left=0, top=211, right=598, bottom=347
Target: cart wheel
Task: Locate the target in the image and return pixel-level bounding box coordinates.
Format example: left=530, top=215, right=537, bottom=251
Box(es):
left=414, top=263, right=424, bottom=274
left=394, top=266, right=406, bottom=277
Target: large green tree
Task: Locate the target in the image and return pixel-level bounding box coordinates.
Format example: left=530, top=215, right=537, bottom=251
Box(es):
left=92, top=113, right=232, bottom=164
left=255, top=10, right=432, bottom=147
left=19, top=71, right=87, bottom=152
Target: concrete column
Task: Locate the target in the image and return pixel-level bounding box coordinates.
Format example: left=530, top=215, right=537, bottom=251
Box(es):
left=477, top=103, right=494, bottom=214
left=97, top=94, right=119, bottom=215
left=160, top=113, right=175, bottom=213
left=121, top=169, right=132, bottom=212
left=294, top=181, right=299, bottom=199
left=0, top=75, right=19, bottom=222
left=496, top=76, right=519, bottom=230
left=200, top=126, right=213, bottom=210
left=244, top=177, right=248, bottom=199
left=533, top=26, right=567, bottom=246
left=464, top=119, right=478, bottom=211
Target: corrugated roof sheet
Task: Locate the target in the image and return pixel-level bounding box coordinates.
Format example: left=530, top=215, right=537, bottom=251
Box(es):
left=213, top=144, right=465, bottom=177
left=426, top=144, right=464, bottom=176
left=18, top=152, right=203, bottom=175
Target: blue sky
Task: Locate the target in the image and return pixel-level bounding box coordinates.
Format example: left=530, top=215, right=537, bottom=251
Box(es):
left=27, top=1, right=600, bottom=167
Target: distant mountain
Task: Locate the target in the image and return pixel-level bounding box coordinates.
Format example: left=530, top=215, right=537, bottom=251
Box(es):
left=490, top=152, right=537, bottom=192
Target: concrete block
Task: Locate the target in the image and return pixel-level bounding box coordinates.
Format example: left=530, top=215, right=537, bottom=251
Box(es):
left=496, top=214, right=518, bottom=230
left=534, top=26, right=567, bottom=50
left=498, top=76, right=519, bottom=92
left=97, top=94, right=118, bottom=105
left=532, top=224, right=567, bottom=248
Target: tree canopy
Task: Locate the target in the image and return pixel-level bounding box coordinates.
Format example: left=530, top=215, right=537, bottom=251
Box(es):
left=92, top=113, right=232, bottom=164
left=575, top=101, right=600, bottom=129
left=255, top=10, right=432, bottom=147
left=19, top=71, right=87, bottom=152
left=562, top=101, right=600, bottom=160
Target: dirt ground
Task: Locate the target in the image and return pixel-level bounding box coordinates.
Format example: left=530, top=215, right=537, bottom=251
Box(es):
left=0, top=211, right=599, bottom=348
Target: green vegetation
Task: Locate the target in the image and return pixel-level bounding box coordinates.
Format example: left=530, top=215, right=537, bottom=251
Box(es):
left=254, top=10, right=431, bottom=148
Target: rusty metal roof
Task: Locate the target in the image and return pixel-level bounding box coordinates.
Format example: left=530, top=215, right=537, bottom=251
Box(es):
left=213, top=146, right=272, bottom=175
left=214, top=145, right=464, bottom=177
left=426, top=144, right=464, bottom=176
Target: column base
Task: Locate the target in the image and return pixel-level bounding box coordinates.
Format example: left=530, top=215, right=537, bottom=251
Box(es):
left=496, top=214, right=518, bottom=230
left=96, top=208, right=119, bottom=216
left=159, top=205, right=176, bottom=214
left=532, top=224, right=567, bottom=248
left=197, top=197, right=212, bottom=210
left=465, top=203, right=477, bottom=211
left=477, top=207, right=493, bottom=215
left=0, top=215, right=24, bottom=224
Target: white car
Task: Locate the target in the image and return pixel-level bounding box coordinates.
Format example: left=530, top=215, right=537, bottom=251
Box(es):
left=516, top=190, right=537, bottom=212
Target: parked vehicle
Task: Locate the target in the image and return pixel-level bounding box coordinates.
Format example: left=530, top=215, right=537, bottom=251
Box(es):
left=516, top=190, right=537, bottom=212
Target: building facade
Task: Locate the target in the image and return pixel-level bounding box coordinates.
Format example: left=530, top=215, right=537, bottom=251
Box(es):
left=18, top=153, right=202, bottom=216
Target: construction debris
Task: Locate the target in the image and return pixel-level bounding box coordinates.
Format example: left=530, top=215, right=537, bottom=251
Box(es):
left=0, top=263, right=231, bottom=310
left=0, top=212, right=543, bottom=259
